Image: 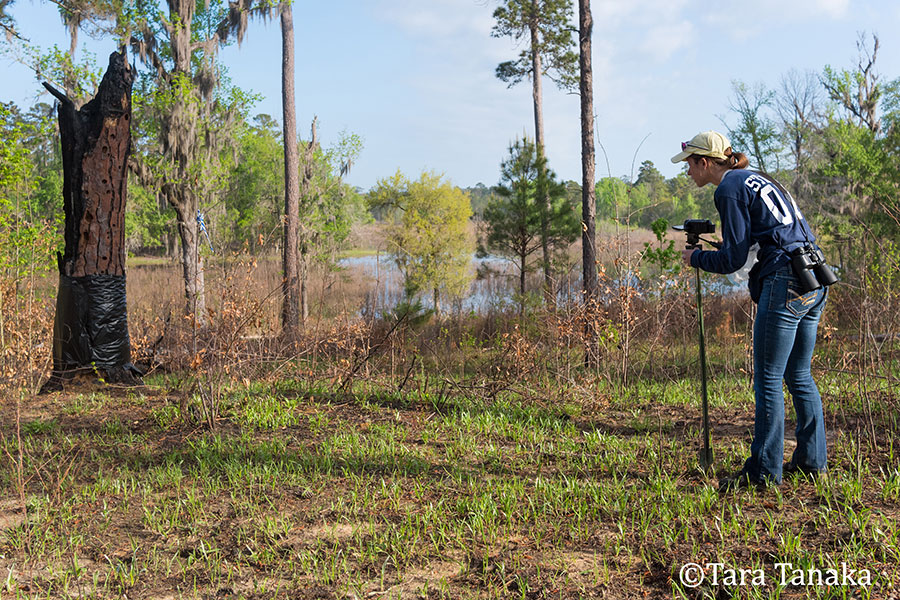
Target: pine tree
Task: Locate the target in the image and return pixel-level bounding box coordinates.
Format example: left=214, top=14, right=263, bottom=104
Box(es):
left=492, top=0, right=578, bottom=304
left=481, top=137, right=579, bottom=314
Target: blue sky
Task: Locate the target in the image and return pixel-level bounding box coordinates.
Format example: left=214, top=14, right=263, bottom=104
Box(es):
left=3, top=0, right=900, bottom=190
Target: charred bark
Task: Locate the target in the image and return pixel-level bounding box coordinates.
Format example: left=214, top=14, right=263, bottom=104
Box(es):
left=42, top=50, right=142, bottom=392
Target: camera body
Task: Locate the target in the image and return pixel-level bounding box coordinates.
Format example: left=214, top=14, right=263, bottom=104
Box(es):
left=790, top=244, right=839, bottom=293
left=673, top=219, right=715, bottom=249
left=678, top=219, right=716, bottom=235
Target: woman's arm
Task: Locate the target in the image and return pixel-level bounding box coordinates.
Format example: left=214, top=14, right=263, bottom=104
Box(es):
left=690, top=193, right=752, bottom=274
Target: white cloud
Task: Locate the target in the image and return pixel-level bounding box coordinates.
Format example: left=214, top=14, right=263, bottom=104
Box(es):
left=376, top=0, right=494, bottom=40
left=815, top=0, right=851, bottom=18
left=786, top=0, right=850, bottom=19
left=639, top=21, right=694, bottom=61
left=593, top=0, right=691, bottom=27
left=591, top=0, right=696, bottom=65
left=703, top=0, right=851, bottom=39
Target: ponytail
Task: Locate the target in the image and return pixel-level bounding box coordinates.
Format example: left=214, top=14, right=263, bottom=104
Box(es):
left=688, top=147, right=750, bottom=170
left=718, top=147, right=749, bottom=170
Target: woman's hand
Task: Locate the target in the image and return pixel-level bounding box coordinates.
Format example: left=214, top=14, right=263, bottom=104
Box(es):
left=682, top=248, right=698, bottom=267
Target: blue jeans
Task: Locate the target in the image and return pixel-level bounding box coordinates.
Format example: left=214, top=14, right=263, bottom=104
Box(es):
left=743, top=267, right=828, bottom=484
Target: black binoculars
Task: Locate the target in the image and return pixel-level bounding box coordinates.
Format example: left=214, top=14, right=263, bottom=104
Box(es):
left=790, top=244, right=839, bottom=293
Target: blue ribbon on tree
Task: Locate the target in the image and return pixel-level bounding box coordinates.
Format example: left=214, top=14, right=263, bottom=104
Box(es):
left=197, top=210, right=214, bottom=253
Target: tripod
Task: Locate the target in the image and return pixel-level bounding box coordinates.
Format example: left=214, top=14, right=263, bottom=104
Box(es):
left=688, top=237, right=714, bottom=472
left=673, top=221, right=719, bottom=472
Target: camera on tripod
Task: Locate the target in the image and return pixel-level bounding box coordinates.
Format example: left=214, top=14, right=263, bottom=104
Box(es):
left=671, top=218, right=717, bottom=470
left=673, top=219, right=715, bottom=249
left=790, top=244, right=838, bottom=293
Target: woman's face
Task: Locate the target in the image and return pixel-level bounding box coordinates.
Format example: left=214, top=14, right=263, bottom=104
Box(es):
left=686, top=156, right=710, bottom=187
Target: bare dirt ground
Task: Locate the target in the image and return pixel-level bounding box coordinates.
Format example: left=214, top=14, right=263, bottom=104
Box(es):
left=2, top=365, right=898, bottom=599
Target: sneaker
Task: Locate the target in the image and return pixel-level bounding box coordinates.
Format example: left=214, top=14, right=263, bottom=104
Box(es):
left=717, top=470, right=769, bottom=493
left=783, top=461, right=827, bottom=480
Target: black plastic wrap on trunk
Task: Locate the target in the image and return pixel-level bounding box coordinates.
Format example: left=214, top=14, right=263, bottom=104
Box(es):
left=52, top=274, right=131, bottom=370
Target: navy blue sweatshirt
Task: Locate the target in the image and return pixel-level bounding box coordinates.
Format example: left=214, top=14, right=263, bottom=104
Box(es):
left=690, top=169, right=815, bottom=285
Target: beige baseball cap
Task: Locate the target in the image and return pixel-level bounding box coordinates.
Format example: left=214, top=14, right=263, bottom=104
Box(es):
left=671, top=130, right=731, bottom=163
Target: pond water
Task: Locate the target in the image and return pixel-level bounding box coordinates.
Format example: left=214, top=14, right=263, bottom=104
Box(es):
left=339, top=254, right=627, bottom=316
left=337, top=253, right=746, bottom=316
left=338, top=254, right=520, bottom=315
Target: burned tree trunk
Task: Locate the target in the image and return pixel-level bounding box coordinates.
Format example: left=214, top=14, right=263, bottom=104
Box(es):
left=42, top=50, right=141, bottom=391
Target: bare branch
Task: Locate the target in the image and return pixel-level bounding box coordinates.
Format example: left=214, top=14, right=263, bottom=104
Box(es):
left=1, top=20, right=26, bottom=41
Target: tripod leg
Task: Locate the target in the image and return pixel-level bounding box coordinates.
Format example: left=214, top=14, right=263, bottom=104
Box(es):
left=696, top=266, right=713, bottom=471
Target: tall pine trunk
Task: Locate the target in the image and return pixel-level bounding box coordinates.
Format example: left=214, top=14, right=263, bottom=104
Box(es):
left=281, top=2, right=301, bottom=335
left=579, top=0, right=599, bottom=366
left=530, top=16, right=553, bottom=305
left=42, top=51, right=141, bottom=391
left=519, top=252, right=527, bottom=316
